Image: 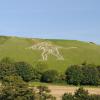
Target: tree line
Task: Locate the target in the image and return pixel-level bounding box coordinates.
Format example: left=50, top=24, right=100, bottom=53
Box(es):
left=0, top=57, right=100, bottom=85
left=0, top=57, right=100, bottom=100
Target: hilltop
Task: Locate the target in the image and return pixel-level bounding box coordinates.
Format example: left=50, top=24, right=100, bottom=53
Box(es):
left=0, top=36, right=100, bottom=72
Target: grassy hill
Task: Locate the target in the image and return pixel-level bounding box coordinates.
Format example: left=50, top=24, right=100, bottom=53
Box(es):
left=0, top=36, right=100, bottom=72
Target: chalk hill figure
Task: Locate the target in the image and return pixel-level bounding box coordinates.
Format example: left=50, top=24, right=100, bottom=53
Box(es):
left=27, top=42, right=77, bottom=61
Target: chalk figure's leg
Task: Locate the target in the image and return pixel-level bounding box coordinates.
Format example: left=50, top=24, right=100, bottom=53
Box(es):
left=51, top=48, right=64, bottom=60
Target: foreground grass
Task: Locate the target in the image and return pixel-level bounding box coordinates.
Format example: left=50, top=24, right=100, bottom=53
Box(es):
left=29, top=82, right=100, bottom=88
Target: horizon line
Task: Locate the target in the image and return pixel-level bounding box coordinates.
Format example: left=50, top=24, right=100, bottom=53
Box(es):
left=0, top=34, right=99, bottom=45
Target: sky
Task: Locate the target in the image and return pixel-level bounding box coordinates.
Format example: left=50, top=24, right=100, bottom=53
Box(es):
left=0, top=0, right=100, bottom=44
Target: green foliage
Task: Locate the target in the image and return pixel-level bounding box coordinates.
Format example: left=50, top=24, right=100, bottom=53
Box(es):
left=41, top=70, right=59, bottom=83
left=96, top=66, right=100, bottom=84
left=2, top=75, right=24, bottom=86
left=81, top=64, right=99, bottom=85
left=97, top=66, right=100, bottom=77
left=89, top=94, right=100, bottom=100
left=74, top=87, right=89, bottom=100
left=66, top=64, right=99, bottom=85
left=62, top=93, right=74, bottom=100
left=62, top=87, right=100, bottom=100
left=0, top=75, right=35, bottom=100
left=65, top=65, right=83, bottom=85
left=0, top=62, right=17, bottom=80
left=15, top=62, right=33, bottom=82
left=0, top=58, right=55, bottom=100
left=34, top=86, right=56, bottom=100
left=0, top=75, right=55, bottom=100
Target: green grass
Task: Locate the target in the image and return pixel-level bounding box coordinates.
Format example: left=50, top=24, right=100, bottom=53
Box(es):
left=29, top=82, right=100, bottom=88
left=29, top=82, right=49, bottom=87
left=0, top=36, right=100, bottom=72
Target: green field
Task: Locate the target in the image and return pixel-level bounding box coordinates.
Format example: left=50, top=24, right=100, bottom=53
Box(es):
left=0, top=36, right=100, bottom=72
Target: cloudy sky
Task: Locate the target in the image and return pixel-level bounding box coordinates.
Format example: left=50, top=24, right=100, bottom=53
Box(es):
left=0, top=0, right=99, bottom=44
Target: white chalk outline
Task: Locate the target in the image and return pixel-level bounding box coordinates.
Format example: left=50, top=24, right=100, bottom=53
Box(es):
left=26, top=42, right=77, bottom=61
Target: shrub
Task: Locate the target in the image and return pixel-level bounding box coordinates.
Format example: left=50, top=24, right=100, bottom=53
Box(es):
left=89, top=94, right=100, bottom=100
left=74, top=87, right=89, bottom=100
left=41, top=70, right=59, bottom=83
left=0, top=75, right=35, bottom=100
left=33, top=86, right=56, bottom=100
left=15, top=62, right=34, bottom=82
left=65, top=65, right=83, bottom=85
left=0, top=62, right=17, bottom=80
left=81, top=64, right=99, bottom=85
left=0, top=75, right=55, bottom=100
left=66, top=64, right=100, bottom=85
left=96, top=66, right=100, bottom=84
left=2, top=75, right=24, bottom=86
left=62, top=93, right=74, bottom=100
left=62, top=87, right=100, bottom=100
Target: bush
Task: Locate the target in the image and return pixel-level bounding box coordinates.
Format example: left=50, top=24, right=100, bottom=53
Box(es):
left=62, top=87, right=100, bottom=100
left=89, top=94, right=100, bottom=100
left=62, top=93, right=74, bottom=100
left=74, top=87, right=89, bottom=100
left=65, top=65, right=83, bottom=85
left=96, top=66, right=100, bottom=84
left=15, top=62, right=34, bottom=82
left=2, top=75, right=24, bottom=86
left=81, top=64, right=99, bottom=85
left=0, top=75, right=35, bottom=100
left=0, top=75, right=55, bottom=100
left=41, top=70, right=59, bottom=83
left=66, top=64, right=99, bottom=85
left=0, top=62, right=17, bottom=80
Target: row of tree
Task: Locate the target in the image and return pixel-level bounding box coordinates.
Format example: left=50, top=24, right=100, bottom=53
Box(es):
left=0, top=57, right=100, bottom=100
left=0, top=57, right=100, bottom=86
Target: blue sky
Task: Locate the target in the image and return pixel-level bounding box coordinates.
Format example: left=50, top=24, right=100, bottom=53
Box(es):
left=0, top=0, right=100, bottom=44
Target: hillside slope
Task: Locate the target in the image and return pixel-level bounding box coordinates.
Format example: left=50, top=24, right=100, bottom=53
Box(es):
left=0, top=36, right=100, bottom=72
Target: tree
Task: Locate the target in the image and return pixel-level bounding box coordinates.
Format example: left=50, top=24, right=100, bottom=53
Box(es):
left=81, top=64, right=99, bottom=85
left=65, top=65, right=83, bottom=85
left=0, top=62, right=17, bottom=80
left=15, top=62, right=33, bottom=82
left=65, top=64, right=99, bottom=85
left=96, top=66, right=100, bottom=84
left=41, top=70, right=59, bottom=83
left=0, top=75, right=35, bottom=100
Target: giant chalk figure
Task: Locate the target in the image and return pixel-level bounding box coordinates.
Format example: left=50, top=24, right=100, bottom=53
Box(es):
left=27, top=42, right=77, bottom=61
